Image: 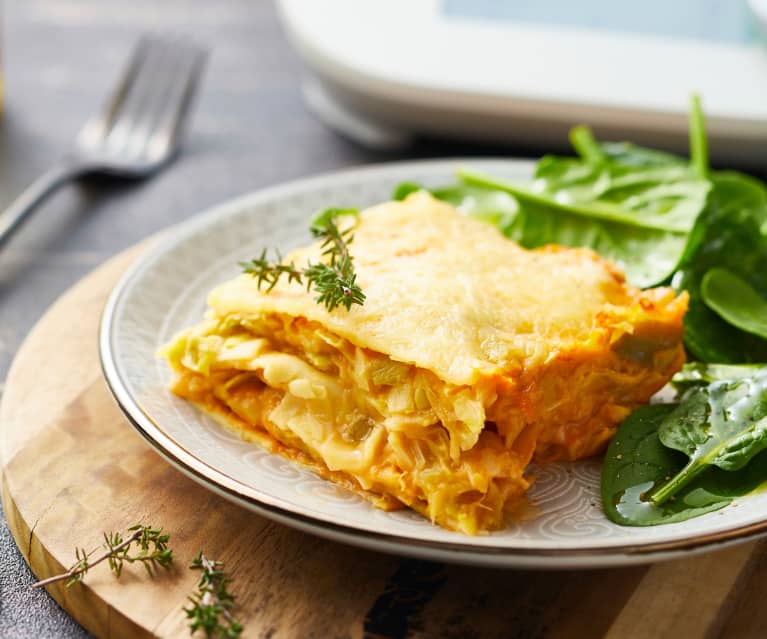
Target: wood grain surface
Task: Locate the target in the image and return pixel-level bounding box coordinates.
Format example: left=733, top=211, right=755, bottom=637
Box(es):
left=3, top=247, right=767, bottom=638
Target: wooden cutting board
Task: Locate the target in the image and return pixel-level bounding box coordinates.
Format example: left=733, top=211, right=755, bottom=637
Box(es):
left=3, top=244, right=767, bottom=639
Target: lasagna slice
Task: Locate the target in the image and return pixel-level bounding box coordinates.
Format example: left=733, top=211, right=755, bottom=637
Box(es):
left=163, top=192, right=687, bottom=534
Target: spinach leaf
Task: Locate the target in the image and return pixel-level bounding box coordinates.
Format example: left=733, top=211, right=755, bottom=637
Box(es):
left=392, top=181, right=423, bottom=201
left=602, top=404, right=767, bottom=526
left=596, top=141, right=687, bottom=168
left=671, top=173, right=767, bottom=362
left=672, top=362, right=765, bottom=390
left=392, top=97, right=711, bottom=289
left=457, top=98, right=710, bottom=236
left=603, top=405, right=728, bottom=526
left=391, top=179, right=686, bottom=288
left=688, top=93, right=710, bottom=178
left=701, top=268, right=767, bottom=341
left=481, top=186, right=686, bottom=288
left=572, top=94, right=707, bottom=171
left=651, top=369, right=767, bottom=504
left=427, top=184, right=520, bottom=230
left=392, top=182, right=523, bottom=241
left=458, top=163, right=708, bottom=233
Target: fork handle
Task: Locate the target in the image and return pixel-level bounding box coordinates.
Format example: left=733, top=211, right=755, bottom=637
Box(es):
left=0, top=162, right=87, bottom=247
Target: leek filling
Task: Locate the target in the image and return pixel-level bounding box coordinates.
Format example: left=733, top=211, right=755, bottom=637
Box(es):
left=164, top=313, right=529, bottom=534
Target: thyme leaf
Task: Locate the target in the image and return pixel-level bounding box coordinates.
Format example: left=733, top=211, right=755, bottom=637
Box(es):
left=241, top=207, right=365, bottom=311
left=185, top=552, right=243, bottom=638
left=31, top=524, right=173, bottom=589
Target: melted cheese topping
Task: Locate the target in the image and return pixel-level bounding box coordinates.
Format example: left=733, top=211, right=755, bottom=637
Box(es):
left=208, top=192, right=645, bottom=386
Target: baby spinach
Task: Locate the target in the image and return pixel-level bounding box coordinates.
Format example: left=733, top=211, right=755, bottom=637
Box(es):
left=602, top=403, right=767, bottom=526
left=595, top=140, right=688, bottom=168
left=670, top=173, right=767, bottom=363
left=452, top=106, right=711, bottom=288
left=393, top=96, right=712, bottom=289
left=392, top=181, right=424, bottom=201
left=701, top=268, right=767, bottom=341
left=401, top=177, right=687, bottom=287
left=458, top=158, right=709, bottom=233
left=509, top=116, right=706, bottom=234
left=688, top=92, right=710, bottom=178
left=672, top=362, right=765, bottom=390
left=603, top=404, right=729, bottom=526
left=651, top=369, right=767, bottom=504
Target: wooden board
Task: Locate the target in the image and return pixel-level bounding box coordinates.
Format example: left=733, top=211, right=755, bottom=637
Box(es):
left=3, top=245, right=767, bottom=639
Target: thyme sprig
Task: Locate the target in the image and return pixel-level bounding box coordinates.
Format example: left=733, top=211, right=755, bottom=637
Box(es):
left=31, top=524, right=173, bottom=589
left=240, top=207, right=365, bottom=312
left=185, top=552, right=243, bottom=639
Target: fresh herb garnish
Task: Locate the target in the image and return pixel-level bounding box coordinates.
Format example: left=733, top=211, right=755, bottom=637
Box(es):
left=31, top=524, right=173, bottom=589
left=185, top=552, right=243, bottom=639
left=241, top=207, right=365, bottom=312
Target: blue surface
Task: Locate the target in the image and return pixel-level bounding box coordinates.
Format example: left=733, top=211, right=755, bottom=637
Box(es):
left=443, top=0, right=758, bottom=45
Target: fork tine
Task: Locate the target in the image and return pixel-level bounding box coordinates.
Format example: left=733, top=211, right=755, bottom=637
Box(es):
left=77, top=34, right=207, bottom=169
left=120, top=38, right=188, bottom=159
left=77, top=36, right=154, bottom=149
left=102, top=37, right=177, bottom=156
left=144, top=40, right=208, bottom=162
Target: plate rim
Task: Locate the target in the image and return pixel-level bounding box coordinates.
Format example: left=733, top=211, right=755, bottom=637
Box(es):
left=99, top=157, right=767, bottom=568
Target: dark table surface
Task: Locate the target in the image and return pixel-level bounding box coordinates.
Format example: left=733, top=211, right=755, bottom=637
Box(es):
left=0, top=1, right=537, bottom=637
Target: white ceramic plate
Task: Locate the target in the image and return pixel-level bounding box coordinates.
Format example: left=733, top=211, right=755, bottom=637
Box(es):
left=100, top=159, right=767, bottom=569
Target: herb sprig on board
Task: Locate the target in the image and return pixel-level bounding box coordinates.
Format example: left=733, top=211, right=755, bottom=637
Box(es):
left=241, top=207, right=365, bottom=312
left=185, top=552, right=243, bottom=639
left=31, top=524, right=173, bottom=589
left=30, top=525, right=247, bottom=636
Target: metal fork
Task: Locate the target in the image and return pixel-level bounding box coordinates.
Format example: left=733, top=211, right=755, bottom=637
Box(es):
left=0, top=35, right=208, bottom=246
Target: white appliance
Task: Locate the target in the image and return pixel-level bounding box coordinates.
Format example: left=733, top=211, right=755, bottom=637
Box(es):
left=278, top=0, right=767, bottom=163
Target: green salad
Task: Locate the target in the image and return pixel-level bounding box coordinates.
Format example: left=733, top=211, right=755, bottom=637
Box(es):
left=394, top=96, right=767, bottom=526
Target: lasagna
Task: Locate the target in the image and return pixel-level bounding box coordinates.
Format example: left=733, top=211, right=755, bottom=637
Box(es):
left=162, top=192, right=687, bottom=534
